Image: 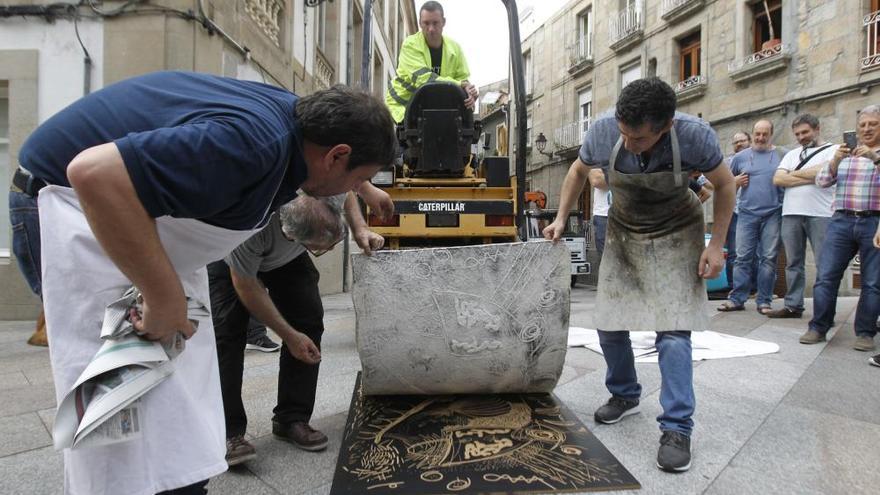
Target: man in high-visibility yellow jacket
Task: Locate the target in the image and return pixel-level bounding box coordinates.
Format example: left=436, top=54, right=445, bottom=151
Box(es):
left=385, top=1, right=478, bottom=123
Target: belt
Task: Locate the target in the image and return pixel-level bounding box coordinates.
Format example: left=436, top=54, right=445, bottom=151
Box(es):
left=12, top=168, right=47, bottom=197
left=839, top=209, right=880, bottom=217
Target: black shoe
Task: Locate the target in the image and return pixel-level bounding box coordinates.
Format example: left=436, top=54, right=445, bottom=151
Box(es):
left=246, top=334, right=281, bottom=352
left=594, top=396, right=640, bottom=424
left=657, top=431, right=691, bottom=473
left=869, top=354, right=880, bottom=368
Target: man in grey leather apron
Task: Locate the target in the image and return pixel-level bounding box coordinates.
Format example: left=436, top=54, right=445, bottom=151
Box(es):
left=544, top=78, right=735, bottom=473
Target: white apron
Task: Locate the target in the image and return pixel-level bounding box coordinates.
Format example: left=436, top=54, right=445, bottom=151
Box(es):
left=39, top=186, right=260, bottom=495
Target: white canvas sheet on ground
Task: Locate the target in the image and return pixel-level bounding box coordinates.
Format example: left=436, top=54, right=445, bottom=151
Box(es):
left=567, top=327, right=779, bottom=363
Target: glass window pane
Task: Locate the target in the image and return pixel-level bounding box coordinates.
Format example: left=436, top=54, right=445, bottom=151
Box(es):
left=565, top=214, right=584, bottom=236
left=621, top=63, right=641, bottom=89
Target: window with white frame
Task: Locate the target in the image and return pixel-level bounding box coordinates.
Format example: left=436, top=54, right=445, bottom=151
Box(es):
left=526, top=115, right=532, bottom=148
left=620, top=62, right=641, bottom=90
left=576, top=7, right=593, bottom=59
left=524, top=50, right=533, bottom=95
left=577, top=87, right=592, bottom=135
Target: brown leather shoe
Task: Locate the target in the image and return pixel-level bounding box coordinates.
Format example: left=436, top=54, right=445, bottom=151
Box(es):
left=799, top=330, right=826, bottom=344
left=765, top=307, right=803, bottom=319
left=225, top=435, right=257, bottom=466
left=27, top=311, right=48, bottom=347
left=273, top=421, right=328, bottom=451
left=854, top=336, right=876, bottom=352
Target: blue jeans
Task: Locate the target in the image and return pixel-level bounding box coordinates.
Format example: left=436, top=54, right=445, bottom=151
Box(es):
left=9, top=190, right=42, bottom=297
left=598, top=330, right=694, bottom=435
left=781, top=215, right=829, bottom=312
left=593, top=215, right=607, bottom=256
left=809, top=213, right=879, bottom=337
left=725, top=212, right=738, bottom=287
left=729, top=210, right=781, bottom=306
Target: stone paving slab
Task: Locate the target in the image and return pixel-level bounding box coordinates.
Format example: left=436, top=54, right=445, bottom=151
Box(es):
left=246, top=413, right=348, bottom=494
left=0, top=445, right=64, bottom=495
left=554, top=364, right=663, bottom=417
left=0, top=412, right=52, bottom=458
left=0, top=323, right=33, bottom=344
left=575, top=384, right=778, bottom=495
left=744, top=323, right=828, bottom=365
left=693, top=354, right=805, bottom=403
left=783, top=348, right=880, bottom=426
left=0, top=370, right=29, bottom=391
left=704, top=404, right=880, bottom=494
left=0, top=383, right=57, bottom=418
left=1, top=290, right=879, bottom=495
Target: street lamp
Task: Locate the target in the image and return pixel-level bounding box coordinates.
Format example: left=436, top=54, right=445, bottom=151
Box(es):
left=535, top=132, right=553, bottom=157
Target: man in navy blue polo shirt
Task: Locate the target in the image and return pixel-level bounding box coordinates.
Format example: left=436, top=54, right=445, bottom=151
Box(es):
left=16, top=71, right=395, bottom=495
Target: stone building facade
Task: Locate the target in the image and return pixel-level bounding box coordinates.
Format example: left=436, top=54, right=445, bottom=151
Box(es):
left=0, top=0, right=417, bottom=319
left=476, top=78, right=510, bottom=159
left=517, top=0, right=880, bottom=212
left=514, top=0, right=878, bottom=293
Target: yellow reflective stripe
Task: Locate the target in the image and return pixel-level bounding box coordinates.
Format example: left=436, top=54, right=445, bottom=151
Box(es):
left=411, top=67, right=433, bottom=83
left=395, top=76, right=418, bottom=93
left=388, top=85, right=408, bottom=106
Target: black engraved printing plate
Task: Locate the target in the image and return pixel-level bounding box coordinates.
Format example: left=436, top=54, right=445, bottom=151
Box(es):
left=330, top=373, right=640, bottom=494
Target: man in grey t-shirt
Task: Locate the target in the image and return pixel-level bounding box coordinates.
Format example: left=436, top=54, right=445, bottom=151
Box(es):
left=209, top=192, right=384, bottom=466
left=719, top=120, right=784, bottom=314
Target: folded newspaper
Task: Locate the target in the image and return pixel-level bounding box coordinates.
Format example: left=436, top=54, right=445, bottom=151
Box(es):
left=53, top=287, right=209, bottom=450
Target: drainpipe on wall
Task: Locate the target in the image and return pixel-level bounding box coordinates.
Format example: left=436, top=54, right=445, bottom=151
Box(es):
left=83, top=57, right=92, bottom=95
left=360, top=0, right=372, bottom=90
left=341, top=0, right=354, bottom=292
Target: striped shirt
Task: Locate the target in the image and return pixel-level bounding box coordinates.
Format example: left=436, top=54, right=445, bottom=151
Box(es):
left=815, top=155, right=880, bottom=212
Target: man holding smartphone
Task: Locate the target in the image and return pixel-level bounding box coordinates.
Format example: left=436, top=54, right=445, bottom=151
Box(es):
left=800, top=105, right=880, bottom=352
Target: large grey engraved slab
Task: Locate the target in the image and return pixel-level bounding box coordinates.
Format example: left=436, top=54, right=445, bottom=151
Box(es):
left=351, top=241, right=571, bottom=395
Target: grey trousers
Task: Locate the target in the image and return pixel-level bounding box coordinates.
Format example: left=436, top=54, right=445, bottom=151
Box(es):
left=781, top=215, right=830, bottom=312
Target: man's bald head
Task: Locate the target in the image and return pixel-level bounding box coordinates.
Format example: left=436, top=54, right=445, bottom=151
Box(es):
left=752, top=119, right=774, bottom=151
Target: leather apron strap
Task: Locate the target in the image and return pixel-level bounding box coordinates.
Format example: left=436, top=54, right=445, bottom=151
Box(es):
left=609, top=127, right=682, bottom=187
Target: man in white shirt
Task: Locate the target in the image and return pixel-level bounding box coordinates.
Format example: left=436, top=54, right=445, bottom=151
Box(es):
left=589, top=169, right=611, bottom=255
left=766, top=114, right=836, bottom=318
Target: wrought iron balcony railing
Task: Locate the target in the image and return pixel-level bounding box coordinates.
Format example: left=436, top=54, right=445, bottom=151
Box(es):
left=609, top=1, right=643, bottom=49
